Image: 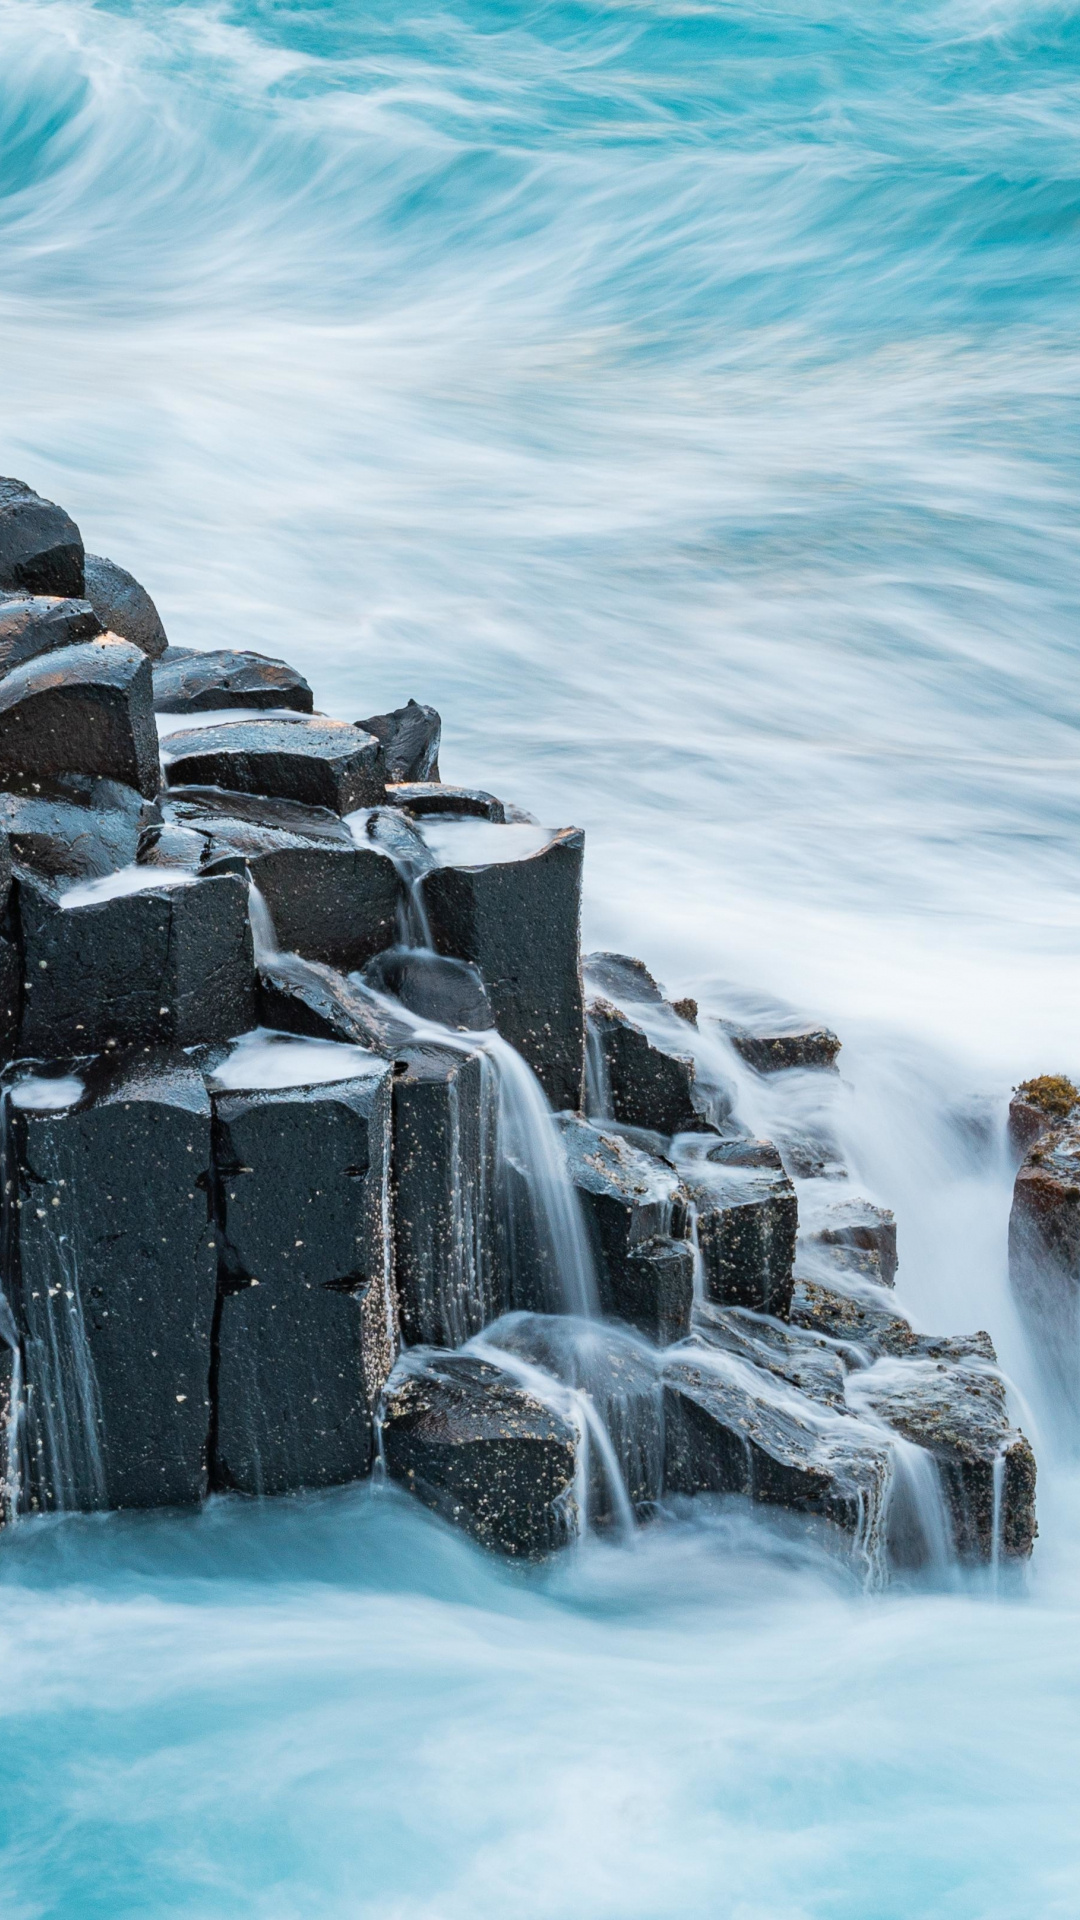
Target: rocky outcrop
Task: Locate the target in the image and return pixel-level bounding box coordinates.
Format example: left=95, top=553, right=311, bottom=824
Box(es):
left=0, top=594, right=102, bottom=675
left=357, top=699, right=441, bottom=783
left=678, top=1146, right=797, bottom=1317
left=387, top=782, right=505, bottom=821
left=1008, top=1086, right=1080, bottom=1411
left=559, top=1114, right=694, bottom=1344
left=714, top=1014, right=841, bottom=1074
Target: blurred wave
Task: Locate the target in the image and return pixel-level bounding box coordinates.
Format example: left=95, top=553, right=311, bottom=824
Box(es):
left=2, top=0, right=1079, bottom=1060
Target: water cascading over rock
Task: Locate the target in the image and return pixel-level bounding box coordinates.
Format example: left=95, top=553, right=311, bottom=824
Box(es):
left=0, top=476, right=1039, bottom=1572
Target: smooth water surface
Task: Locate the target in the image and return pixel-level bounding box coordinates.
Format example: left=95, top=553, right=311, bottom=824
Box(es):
left=2, top=1, right=1079, bottom=1913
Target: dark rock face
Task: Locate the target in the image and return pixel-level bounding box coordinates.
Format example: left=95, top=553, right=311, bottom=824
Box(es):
left=714, top=1016, right=841, bottom=1074
left=0, top=479, right=84, bottom=599
left=163, top=786, right=353, bottom=849
left=423, top=826, right=585, bottom=1111
left=357, top=699, right=440, bottom=783
left=583, top=952, right=666, bottom=1005
left=680, top=1152, right=797, bottom=1317
left=0, top=639, right=160, bottom=799
left=245, top=845, right=401, bottom=972
left=1, top=778, right=159, bottom=884
left=804, top=1197, right=898, bottom=1287
left=154, top=647, right=313, bottom=714
left=4, top=1054, right=217, bottom=1510
left=586, top=996, right=727, bottom=1135
left=559, top=1115, right=694, bottom=1344
left=850, top=1358, right=1037, bottom=1560
left=256, top=953, right=409, bottom=1055
left=210, top=1064, right=393, bottom=1496
left=17, top=870, right=255, bottom=1055
left=82, top=555, right=168, bottom=660
left=381, top=1350, right=579, bottom=1555
left=663, top=1348, right=893, bottom=1555
left=163, top=718, right=384, bottom=814
left=0, top=934, right=19, bottom=1062
left=1009, top=1111, right=1080, bottom=1412
left=387, top=783, right=505, bottom=822
left=0, top=594, right=102, bottom=675
left=363, top=948, right=493, bottom=1032
left=392, top=1042, right=503, bottom=1348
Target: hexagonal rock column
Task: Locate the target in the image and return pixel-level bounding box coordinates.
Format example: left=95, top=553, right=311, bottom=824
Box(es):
left=559, top=1114, right=694, bottom=1345
left=420, top=823, right=585, bottom=1111
left=0, top=639, right=160, bottom=798
left=392, top=1041, right=504, bottom=1349
left=3, top=1053, right=218, bottom=1511
left=16, top=869, right=255, bottom=1056
left=381, top=1350, right=580, bottom=1556
left=677, top=1143, right=797, bottom=1317
left=82, top=556, right=168, bottom=660
left=163, top=718, right=385, bottom=814
left=153, top=647, right=313, bottom=714
left=0, top=594, right=102, bottom=675
left=1009, top=1098, right=1080, bottom=1416
left=208, top=1052, right=394, bottom=1496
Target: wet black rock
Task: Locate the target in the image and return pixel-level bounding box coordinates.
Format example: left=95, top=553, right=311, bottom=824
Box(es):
left=1, top=777, right=159, bottom=884
left=1008, top=1108, right=1080, bottom=1413
left=256, top=953, right=410, bottom=1055
left=849, top=1358, right=1037, bottom=1560
left=0, top=594, right=102, bottom=675
left=392, top=1042, right=503, bottom=1348
left=4, top=1052, right=217, bottom=1510
left=714, top=1015, right=841, bottom=1074
left=692, top=1301, right=848, bottom=1406
left=678, top=1150, right=797, bottom=1317
left=583, top=952, right=666, bottom=1005
left=381, top=1350, right=579, bottom=1556
left=0, top=933, right=19, bottom=1064
left=82, top=555, right=168, bottom=660
left=559, top=1115, right=694, bottom=1344
left=17, top=869, right=255, bottom=1055
left=424, top=826, right=585, bottom=1110
left=387, top=783, right=505, bottom=822
left=804, top=1197, right=898, bottom=1287
left=663, top=1347, right=892, bottom=1555
left=154, top=647, right=313, bottom=714
left=0, top=639, right=160, bottom=798
left=364, top=948, right=493, bottom=1031
left=246, top=844, right=401, bottom=972
left=586, top=997, right=730, bottom=1136
left=357, top=699, right=440, bottom=783
left=163, top=718, right=385, bottom=814
left=0, top=479, right=84, bottom=600
left=210, top=1061, right=393, bottom=1496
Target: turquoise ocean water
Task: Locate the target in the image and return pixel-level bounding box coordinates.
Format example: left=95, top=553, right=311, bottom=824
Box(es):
left=2, top=3, right=1080, bottom=1913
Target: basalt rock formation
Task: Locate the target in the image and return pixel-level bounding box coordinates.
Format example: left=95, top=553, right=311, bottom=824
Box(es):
left=0, top=477, right=1038, bottom=1574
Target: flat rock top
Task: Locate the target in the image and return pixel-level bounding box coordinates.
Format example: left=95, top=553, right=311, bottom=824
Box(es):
left=0, top=636, right=148, bottom=706
left=418, top=818, right=557, bottom=868
left=163, top=717, right=375, bottom=762
left=560, top=1113, right=681, bottom=1205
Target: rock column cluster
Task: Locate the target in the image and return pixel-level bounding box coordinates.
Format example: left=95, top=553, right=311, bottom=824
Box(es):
left=0, top=477, right=1038, bottom=1572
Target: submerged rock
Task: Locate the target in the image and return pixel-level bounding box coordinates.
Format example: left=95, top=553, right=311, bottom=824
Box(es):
left=714, top=1015, right=841, bottom=1074
left=82, top=555, right=168, bottom=660
left=0, top=479, right=84, bottom=600
left=559, top=1114, right=694, bottom=1344
left=392, top=1041, right=504, bottom=1348
left=789, top=1275, right=995, bottom=1366
left=153, top=647, right=313, bottom=714
left=381, top=1349, right=580, bottom=1556
left=4, top=1052, right=217, bottom=1511
left=0, top=594, right=102, bottom=675
left=847, top=1357, right=1036, bottom=1560
left=17, top=868, right=255, bottom=1055
left=0, top=639, right=160, bottom=798
left=692, top=1301, right=848, bottom=1406
left=163, top=718, right=384, bottom=814
left=364, top=948, right=493, bottom=1032
left=803, top=1196, right=898, bottom=1288
left=423, top=824, right=585, bottom=1111
left=210, top=1060, right=394, bottom=1496
left=357, top=699, right=440, bottom=783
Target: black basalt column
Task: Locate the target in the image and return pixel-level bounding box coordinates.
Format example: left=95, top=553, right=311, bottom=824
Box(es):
left=4, top=1053, right=217, bottom=1512
left=210, top=1064, right=395, bottom=1496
